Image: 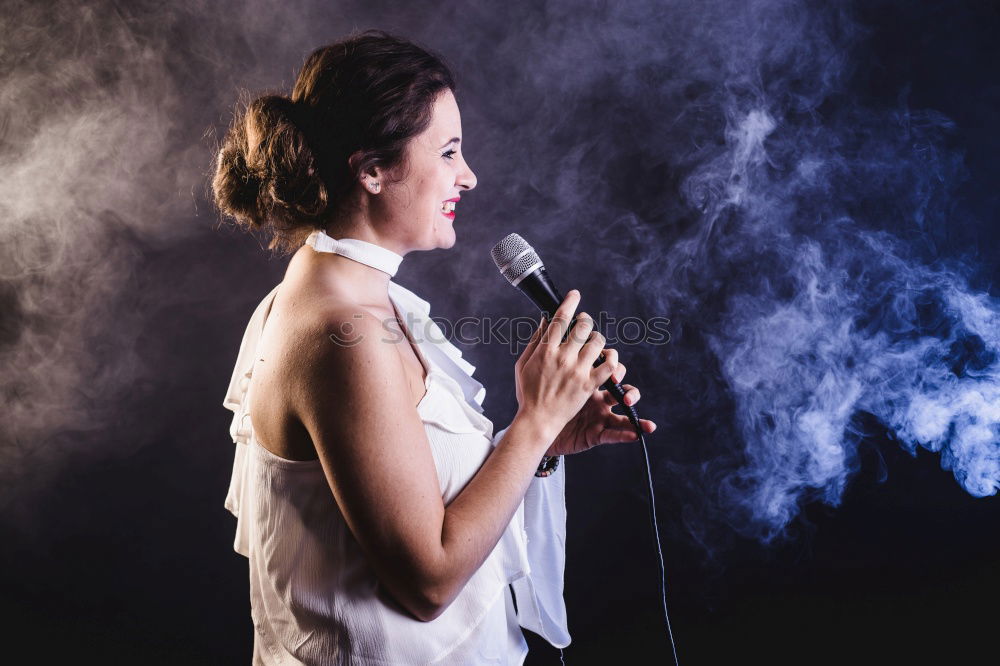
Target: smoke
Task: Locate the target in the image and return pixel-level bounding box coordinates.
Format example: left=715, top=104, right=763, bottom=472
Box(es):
left=628, top=0, right=999, bottom=543
left=0, top=1, right=174, bottom=500
left=436, top=0, right=999, bottom=544
left=1, top=0, right=995, bottom=551
left=0, top=0, right=327, bottom=504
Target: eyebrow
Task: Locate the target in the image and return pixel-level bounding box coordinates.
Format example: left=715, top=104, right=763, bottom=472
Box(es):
left=439, top=137, right=461, bottom=148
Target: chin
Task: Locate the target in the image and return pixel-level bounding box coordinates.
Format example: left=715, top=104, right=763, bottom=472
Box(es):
left=435, top=227, right=457, bottom=249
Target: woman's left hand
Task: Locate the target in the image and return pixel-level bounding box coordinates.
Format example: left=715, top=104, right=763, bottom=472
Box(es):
left=543, top=358, right=656, bottom=458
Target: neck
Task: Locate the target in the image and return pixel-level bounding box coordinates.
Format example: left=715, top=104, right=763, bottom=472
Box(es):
left=288, top=227, right=402, bottom=308
left=330, top=193, right=411, bottom=256
left=324, top=222, right=409, bottom=257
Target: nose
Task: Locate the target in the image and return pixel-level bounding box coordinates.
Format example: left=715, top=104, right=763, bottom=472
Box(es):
left=457, top=159, right=477, bottom=192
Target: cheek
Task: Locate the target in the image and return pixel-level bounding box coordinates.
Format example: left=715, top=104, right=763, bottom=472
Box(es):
left=424, top=178, right=446, bottom=209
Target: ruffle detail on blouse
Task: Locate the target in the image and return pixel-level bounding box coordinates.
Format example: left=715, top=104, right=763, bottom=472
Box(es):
left=223, top=283, right=280, bottom=542
left=222, top=279, right=571, bottom=659
left=387, top=281, right=487, bottom=413
left=490, top=427, right=572, bottom=649
left=222, top=284, right=281, bottom=447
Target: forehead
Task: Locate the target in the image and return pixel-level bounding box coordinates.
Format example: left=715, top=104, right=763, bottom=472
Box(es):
left=420, top=89, right=462, bottom=143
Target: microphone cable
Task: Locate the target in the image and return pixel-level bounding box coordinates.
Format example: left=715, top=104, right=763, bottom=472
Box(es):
left=618, top=396, right=679, bottom=666
left=492, top=233, right=680, bottom=664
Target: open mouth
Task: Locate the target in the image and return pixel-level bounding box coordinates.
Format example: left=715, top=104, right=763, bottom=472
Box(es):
left=441, top=200, right=457, bottom=219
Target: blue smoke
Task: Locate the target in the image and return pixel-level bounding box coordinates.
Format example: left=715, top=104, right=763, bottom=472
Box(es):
left=653, top=0, right=999, bottom=541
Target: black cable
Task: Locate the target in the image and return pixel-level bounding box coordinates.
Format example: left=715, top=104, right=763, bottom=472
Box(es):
left=623, top=403, right=679, bottom=666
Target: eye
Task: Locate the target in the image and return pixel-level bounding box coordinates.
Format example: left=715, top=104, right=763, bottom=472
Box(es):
left=442, top=149, right=457, bottom=160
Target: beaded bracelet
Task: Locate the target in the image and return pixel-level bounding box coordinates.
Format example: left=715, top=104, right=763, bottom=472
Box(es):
left=535, top=454, right=561, bottom=478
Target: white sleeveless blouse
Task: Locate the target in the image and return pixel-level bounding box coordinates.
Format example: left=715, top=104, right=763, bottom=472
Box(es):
left=223, top=237, right=570, bottom=665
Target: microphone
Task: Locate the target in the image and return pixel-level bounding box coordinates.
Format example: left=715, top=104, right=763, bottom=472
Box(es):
left=493, top=235, right=679, bottom=661
left=490, top=233, right=641, bottom=429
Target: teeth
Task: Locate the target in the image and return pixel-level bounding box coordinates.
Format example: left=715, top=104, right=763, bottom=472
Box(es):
left=442, top=201, right=456, bottom=213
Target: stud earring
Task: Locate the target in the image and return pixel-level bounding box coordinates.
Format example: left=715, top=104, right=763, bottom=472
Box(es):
left=368, top=180, right=380, bottom=193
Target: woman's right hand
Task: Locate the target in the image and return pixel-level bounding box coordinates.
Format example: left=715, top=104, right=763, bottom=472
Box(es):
left=513, top=289, right=619, bottom=442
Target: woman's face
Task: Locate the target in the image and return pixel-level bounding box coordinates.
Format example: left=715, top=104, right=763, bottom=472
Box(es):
left=374, top=89, right=477, bottom=252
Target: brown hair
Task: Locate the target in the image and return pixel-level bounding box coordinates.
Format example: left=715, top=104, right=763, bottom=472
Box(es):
left=212, top=30, right=455, bottom=254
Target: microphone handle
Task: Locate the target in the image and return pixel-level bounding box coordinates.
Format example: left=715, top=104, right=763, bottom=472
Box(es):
left=515, top=267, right=640, bottom=424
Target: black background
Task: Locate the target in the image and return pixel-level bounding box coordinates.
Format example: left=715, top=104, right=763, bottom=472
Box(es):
left=1, top=1, right=999, bottom=664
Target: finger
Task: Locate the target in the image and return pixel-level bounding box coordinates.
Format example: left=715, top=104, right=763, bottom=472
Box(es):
left=603, top=382, right=636, bottom=406
left=601, top=416, right=657, bottom=443
left=612, top=361, right=627, bottom=385
left=517, top=314, right=547, bottom=367
left=594, top=346, right=617, bottom=375
left=608, top=413, right=655, bottom=430
left=588, top=342, right=615, bottom=387
left=621, top=386, right=641, bottom=407
left=542, top=290, right=580, bottom=347
left=603, top=356, right=625, bottom=385
left=564, top=311, right=596, bottom=354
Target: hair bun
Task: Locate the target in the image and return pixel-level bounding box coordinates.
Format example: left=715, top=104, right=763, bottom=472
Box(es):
left=212, top=31, right=455, bottom=255
left=212, top=94, right=329, bottom=250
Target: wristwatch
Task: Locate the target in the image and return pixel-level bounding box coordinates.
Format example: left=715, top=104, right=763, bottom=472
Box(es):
left=535, top=455, right=560, bottom=478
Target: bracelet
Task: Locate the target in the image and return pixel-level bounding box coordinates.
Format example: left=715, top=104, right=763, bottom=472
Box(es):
left=535, top=454, right=560, bottom=478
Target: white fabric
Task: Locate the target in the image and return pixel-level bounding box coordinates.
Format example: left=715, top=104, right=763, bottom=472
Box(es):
left=304, top=229, right=403, bottom=277
left=222, top=237, right=570, bottom=665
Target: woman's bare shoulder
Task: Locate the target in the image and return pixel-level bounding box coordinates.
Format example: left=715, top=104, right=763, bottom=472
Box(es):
left=273, top=278, right=383, bottom=334
left=263, top=280, right=392, bottom=375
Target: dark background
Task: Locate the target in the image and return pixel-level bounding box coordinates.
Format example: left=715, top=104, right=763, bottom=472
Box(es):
left=1, top=1, right=999, bottom=664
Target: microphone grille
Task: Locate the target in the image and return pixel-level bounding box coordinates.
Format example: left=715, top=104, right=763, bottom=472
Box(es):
left=491, top=233, right=543, bottom=285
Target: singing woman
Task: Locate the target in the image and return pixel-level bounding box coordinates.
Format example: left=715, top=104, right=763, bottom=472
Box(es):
left=214, top=30, right=654, bottom=665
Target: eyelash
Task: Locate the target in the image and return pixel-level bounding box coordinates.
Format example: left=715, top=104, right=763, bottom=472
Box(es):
left=443, top=149, right=457, bottom=160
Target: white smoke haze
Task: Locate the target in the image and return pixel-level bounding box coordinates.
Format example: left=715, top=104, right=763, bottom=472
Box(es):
left=0, top=2, right=177, bottom=500
left=0, top=0, right=350, bottom=506
left=0, top=0, right=995, bottom=559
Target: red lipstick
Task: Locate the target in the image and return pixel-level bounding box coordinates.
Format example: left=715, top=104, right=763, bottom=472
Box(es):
left=441, top=197, right=460, bottom=220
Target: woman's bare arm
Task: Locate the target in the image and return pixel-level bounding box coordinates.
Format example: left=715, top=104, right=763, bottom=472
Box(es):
left=291, top=311, right=556, bottom=622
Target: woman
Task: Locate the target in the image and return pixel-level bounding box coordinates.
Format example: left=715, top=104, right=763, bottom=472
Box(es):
left=215, top=31, right=655, bottom=665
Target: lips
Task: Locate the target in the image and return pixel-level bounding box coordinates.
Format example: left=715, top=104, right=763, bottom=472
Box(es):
left=441, top=197, right=459, bottom=219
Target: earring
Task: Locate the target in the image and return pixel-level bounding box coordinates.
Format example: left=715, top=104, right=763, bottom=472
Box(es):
left=368, top=180, right=380, bottom=193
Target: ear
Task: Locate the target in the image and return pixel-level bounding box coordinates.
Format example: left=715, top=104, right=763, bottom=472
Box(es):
left=348, top=151, right=383, bottom=184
